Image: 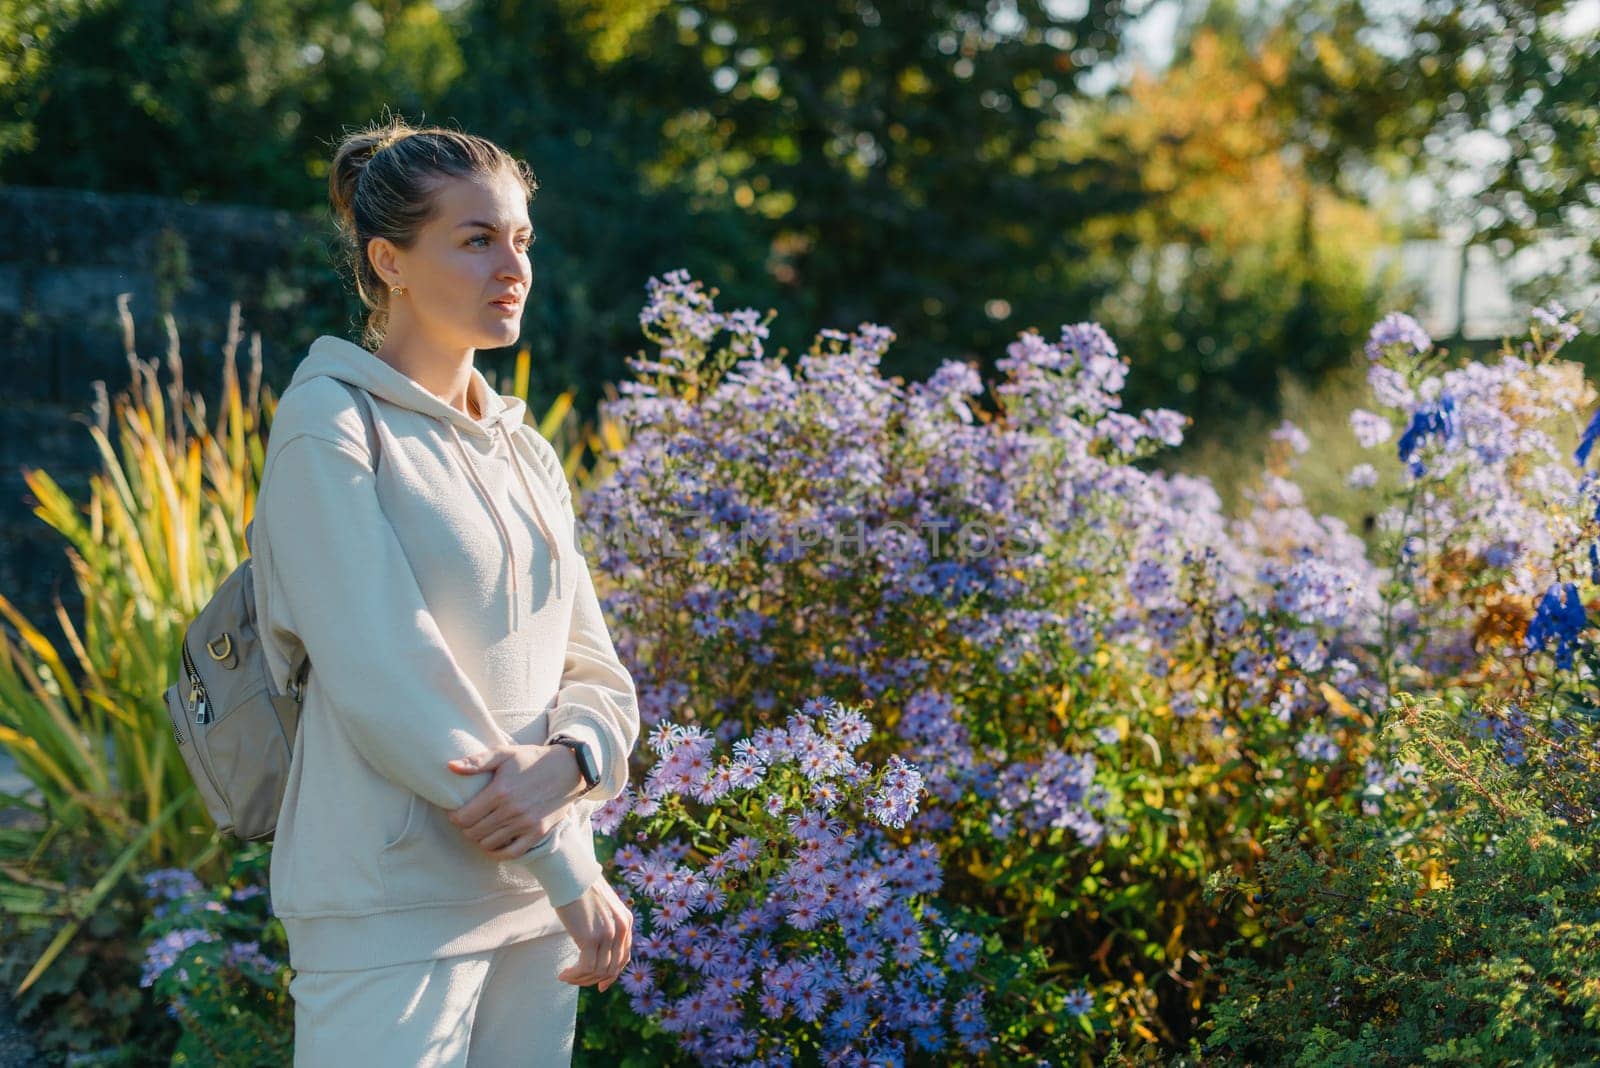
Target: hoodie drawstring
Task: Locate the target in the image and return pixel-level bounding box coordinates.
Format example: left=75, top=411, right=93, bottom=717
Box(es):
left=500, top=422, right=565, bottom=597
left=445, top=421, right=564, bottom=632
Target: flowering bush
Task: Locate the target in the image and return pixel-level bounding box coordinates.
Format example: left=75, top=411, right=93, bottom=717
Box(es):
left=570, top=271, right=1501, bottom=1056
left=1346, top=304, right=1596, bottom=692
left=1191, top=302, right=1600, bottom=1061
left=135, top=846, right=292, bottom=1066
left=588, top=699, right=1023, bottom=1066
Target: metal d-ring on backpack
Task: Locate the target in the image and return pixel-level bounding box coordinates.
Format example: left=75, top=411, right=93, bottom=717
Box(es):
left=162, top=380, right=379, bottom=840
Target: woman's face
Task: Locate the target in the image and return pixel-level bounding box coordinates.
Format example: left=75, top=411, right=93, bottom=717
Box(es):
left=368, top=171, right=533, bottom=353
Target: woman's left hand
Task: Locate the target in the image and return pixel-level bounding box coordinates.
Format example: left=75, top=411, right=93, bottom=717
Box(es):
left=444, top=744, right=584, bottom=860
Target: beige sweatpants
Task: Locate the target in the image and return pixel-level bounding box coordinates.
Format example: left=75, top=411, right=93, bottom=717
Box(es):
left=289, top=928, right=582, bottom=1067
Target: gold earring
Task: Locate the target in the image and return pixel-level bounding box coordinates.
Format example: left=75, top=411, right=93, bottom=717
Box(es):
left=390, top=285, right=404, bottom=296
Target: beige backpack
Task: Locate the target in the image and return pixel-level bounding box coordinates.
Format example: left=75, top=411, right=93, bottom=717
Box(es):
left=162, top=379, right=378, bottom=839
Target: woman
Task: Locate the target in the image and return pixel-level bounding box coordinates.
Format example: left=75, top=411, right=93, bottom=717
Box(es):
left=250, top=118, right=639, bottom=1066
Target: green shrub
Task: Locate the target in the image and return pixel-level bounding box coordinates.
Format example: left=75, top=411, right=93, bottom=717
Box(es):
left=1200, top=694, right=1600, bottom=1065
left=0, top=810, right=177, bottom=1067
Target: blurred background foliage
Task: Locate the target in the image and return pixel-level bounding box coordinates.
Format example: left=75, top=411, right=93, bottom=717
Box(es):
left=2, top=0, right=1594, bottom=446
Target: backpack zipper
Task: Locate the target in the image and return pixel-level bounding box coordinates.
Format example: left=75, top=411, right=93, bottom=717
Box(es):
left=181, top=641, right=212, bottom=724
left=177, top=636, right=230, bottom=819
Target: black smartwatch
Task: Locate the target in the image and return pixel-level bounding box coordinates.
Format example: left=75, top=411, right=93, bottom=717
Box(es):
left=548, top=734, right=600, bottom=792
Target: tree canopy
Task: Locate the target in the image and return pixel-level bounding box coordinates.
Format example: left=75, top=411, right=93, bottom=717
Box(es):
left=3, top=0, right=1593, bottom=413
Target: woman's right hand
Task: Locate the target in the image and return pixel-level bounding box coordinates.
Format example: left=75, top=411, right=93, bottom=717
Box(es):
left=554, top=876, right=633, bottom=992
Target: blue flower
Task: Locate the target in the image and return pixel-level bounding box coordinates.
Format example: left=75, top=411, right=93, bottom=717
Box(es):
left=825, top=1000, right=870, bottom=1043
left=1576, top=407, right=1600, bottom=466
left=1396, top=394, right=1458, bottom=476
left=943, top=932, right=981, bottom=972
left=140, top=928, right=217, bottom=988
left=1525, top=582, right=1589, bottom=670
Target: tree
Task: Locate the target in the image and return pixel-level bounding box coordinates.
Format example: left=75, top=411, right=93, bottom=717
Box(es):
left=1076, top=23, right=1390, bottom=420
left=438, top=0, right=775, bottom=412
left=536, top=0, right=1145, bottom=384
left=1271, top=0, right=1599, bottom=318
left=0, top=0, right=465, bottom=206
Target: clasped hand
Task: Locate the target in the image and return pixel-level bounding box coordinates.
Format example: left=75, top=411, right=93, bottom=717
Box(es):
left=444, top=742, right=633, bottom=992
left=445, top=742, right=582, bottom=859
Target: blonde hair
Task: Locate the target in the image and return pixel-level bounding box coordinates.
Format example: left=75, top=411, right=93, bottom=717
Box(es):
left=327, top=113, right=537, bottom=348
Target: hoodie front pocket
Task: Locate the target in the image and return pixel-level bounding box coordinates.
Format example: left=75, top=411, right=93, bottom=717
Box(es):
left=383, top=792, right=419, bottom=852
left=376, top=707, right=552, bottom=908
left=378, top=795, right=543, bottom=907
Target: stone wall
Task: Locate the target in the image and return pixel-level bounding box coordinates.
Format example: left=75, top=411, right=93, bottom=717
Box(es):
left=0, top=185, right=353, bottom=653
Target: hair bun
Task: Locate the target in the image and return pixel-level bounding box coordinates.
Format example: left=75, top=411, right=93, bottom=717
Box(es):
left=371, top=129, right=413, bottom=155
left=328, top=121, right=417, bottom=228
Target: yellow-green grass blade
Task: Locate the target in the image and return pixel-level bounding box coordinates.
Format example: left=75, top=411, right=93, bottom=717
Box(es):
left=14, top=787, right=193, bottom=996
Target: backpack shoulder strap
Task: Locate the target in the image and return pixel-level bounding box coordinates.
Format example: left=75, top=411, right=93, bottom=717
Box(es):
left=243, top=378, right=380, bottom=697
left=244, top=379, right=381, bottom=556
left=333, top=379, right=381, bottom=471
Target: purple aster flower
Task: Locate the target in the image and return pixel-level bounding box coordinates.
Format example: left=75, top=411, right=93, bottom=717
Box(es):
left=1367, top=364, right=1415, bottom=409
left=1365, top=311, right=1432, bottom=362
left=222, top=940, right=276, bottom=974
left=141, top=869, right=203, bottom=902
left=951, top=989, right=991, bottom=1054
left=1141, top=408, right=1187, bottom=447
left=140, top=928, right=217, bottom=988
left=1349, top=409, right=1392, bottom=449
left=1346, top=463, right=1378, bottom=489
left=1532, top=301, right=1581, bottom=346
left=1128, top=559, right=1174, bottom=605
left=1095, top=412, right=1146, bottom=453
left=620, top=961, right=657, bottom=996
left=943, top=932, right=981, bottom=972
left=1294, top=731, right=1341, bottom=763
left=1059, top=322, right=1119, bottom=361
left=1270, top=421, right=1310, bottom=454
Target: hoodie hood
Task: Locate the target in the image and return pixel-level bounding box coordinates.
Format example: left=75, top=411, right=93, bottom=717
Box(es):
left=294, top=334, right=528, bottom=436
left=292, top=334, right=563, bottom=630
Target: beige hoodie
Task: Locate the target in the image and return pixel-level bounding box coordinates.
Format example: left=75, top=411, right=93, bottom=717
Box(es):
left=251, top=334, right=639, bottom=972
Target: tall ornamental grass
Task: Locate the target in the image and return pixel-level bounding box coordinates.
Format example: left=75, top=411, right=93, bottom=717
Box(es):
left=0, top=298, right=269, bottom=861
left=0, top=299, right=267, bottom=1000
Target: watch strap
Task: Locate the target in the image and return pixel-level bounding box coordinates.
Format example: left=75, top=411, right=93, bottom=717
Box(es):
left=549, top=734, right=600, bottom=790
